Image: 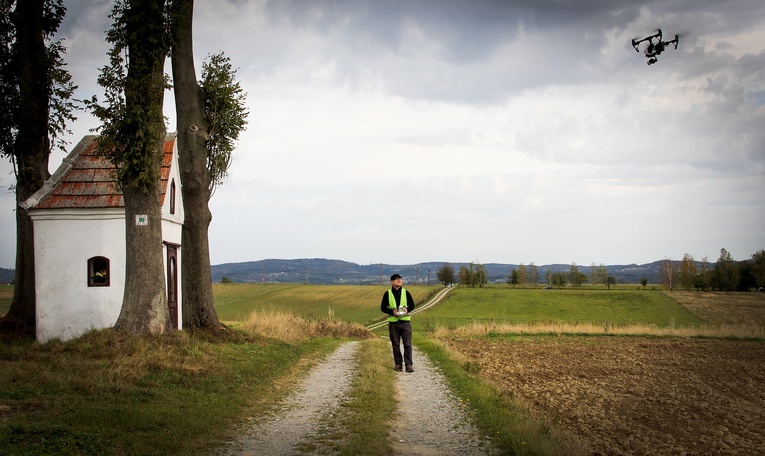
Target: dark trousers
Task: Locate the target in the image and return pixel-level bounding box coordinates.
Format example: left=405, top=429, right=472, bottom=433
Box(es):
left=388, top=321, right=413, bottom=366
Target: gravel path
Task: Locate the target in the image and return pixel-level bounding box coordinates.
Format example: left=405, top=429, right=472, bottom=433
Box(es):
left=389, top=346, right=499, bottom=455
left=219, top=341, right=360, bottom=455
left=218, top=341, right=498, bottom=455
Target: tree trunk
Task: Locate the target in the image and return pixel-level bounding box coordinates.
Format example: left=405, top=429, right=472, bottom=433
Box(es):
left=170, top=0, right=221, bottom=328
left=113, top=0, right=171, bottom=335
left=115, top=182, right=170, bottom=334
left=7, top=0, right=50, bottom=331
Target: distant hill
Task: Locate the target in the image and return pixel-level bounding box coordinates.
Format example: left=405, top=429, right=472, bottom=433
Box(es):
left=0, top=268, right=14, bottom=284
left=210, top=259, right=668, bottom=285
left=0, top=259, right=689, bottom=286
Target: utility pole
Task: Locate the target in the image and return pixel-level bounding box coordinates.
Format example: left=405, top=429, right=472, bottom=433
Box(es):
left=416, top=267, right=419, bottom=286
left=379, top=263, right=382, bottom=285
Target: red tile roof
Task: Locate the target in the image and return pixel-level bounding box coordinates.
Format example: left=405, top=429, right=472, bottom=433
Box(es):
left=31, top=134, right=177, bottom=210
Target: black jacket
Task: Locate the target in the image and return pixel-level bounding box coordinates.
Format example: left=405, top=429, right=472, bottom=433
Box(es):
left=380, top=286, right=415, bottom=316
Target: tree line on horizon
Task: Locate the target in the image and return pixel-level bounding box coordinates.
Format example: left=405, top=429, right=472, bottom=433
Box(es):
left=434, top=248, right=765, bottom=292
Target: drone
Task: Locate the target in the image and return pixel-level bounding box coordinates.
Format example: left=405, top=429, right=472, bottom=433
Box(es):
left=631, top=29, right=679, bottom=65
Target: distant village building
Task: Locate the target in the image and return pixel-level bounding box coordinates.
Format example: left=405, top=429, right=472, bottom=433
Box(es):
left=21, top=134, right=184, bottom=342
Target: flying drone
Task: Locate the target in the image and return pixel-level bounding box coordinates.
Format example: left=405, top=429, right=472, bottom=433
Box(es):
left=631, top=29, right=679, bottom=65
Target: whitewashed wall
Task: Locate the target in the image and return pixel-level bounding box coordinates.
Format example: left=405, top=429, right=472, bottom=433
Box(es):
left=31, top=209, right=126, bottom=342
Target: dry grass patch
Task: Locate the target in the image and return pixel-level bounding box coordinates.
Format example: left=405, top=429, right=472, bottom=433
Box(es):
left=242, top=307, right=373, bottom=344
left=669, top=290, right=765, bottom=326
left=428, top=320, right=765, bottom=339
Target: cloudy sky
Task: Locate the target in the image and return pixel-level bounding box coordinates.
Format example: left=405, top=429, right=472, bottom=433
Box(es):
left=1, top=0, right=764, bottom=268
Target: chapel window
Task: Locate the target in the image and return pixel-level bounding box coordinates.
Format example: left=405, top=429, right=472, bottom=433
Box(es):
left=170, top=179, right=176, bottom=215
left=88, top=256, right=110, bottom=287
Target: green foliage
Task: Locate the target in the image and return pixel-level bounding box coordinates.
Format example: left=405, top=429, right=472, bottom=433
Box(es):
left=219, top=276, right=233, bottom=284
left=0, top=0, right=19, bottom=162
left=507, top=268, right=519, bottom=287
left=0, top=0, right=76, bottom=170
left=714, top=248, right=739, bottom=291
left=83, top=0, right=172, bottom=191
left=551, top=271, right=567, bottom=288
left=568, top=263, right=587, bottom=287
left=201, top=52, right=248, bottom=193
left=753, top=249, right=765, bottom=287
left=459, top=262, right=486, bottom=287
left=436, top=263, right=455, bottom=286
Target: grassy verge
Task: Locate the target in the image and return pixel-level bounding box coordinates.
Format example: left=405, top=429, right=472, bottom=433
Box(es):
left=0, top=325, right=354, bottom=455
left=413, top=334, right=586, bottom=455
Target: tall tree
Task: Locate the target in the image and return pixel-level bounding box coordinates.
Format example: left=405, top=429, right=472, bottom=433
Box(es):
left=568, top=262, right=587, bottom=287
left=507, top=268, right=519, bottom=288
left=436, top=264, right=455, bottom=286
left=0, top=0, right=75, bottom=330
left=679, top=253, right=697, bottom=291
left=169, top=0, right=247, bottom=328
left=88, top=0, right=172, bottom=334
left=517, top=263, right=527, bottom=288
left=528, top=262, right=539, bottom=288
left=598, top=264, right=608, bottom=287
left=659, top=257, right=678, bottom=291
left=751, top=249, right=765, bottom=289
left=713, top=248, right=739, bottom=292
left=590, top=263, right=600, bottom=288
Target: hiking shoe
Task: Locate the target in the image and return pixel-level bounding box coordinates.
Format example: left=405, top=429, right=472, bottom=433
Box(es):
left=405, top=365, right=414, bottom=373
left=394, top=364, right=403, bottom=372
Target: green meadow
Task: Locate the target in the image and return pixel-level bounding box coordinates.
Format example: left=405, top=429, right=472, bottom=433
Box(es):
left=415, top=286, right=705, bottom=330
left=213, top=283, right=707, bottom=331
left=3, top=283, right=707, bottom=330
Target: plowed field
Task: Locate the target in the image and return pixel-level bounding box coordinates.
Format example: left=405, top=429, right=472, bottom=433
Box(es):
left=449, top=336, right=765, bottom=455
left=449, top=293, right=765, bottom=455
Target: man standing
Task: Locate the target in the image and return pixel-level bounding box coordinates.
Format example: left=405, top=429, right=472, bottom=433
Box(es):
left=380, top=273, right=416, bottom=372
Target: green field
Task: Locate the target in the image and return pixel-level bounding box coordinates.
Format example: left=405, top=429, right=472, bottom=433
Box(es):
left=211, top=283, right=707, bottom=331
left=3, top=284, right=705, bottom=331
left=0, top=285, right=12, bottom=316
left=212, top=283, right=441, bottom=326
left=416, top=286, right=705, bottom=329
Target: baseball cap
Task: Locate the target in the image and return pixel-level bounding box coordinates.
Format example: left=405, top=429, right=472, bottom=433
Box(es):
left=390, top=274, right=402, bottom=281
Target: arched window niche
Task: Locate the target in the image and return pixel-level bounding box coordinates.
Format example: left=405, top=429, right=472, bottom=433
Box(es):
left=169, top=179, right=176, bottom=215
left=88, top=256, right=110, bottom=287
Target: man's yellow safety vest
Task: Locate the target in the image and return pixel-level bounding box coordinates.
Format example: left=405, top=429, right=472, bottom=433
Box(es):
left=387, top=287, right=411, bottom=322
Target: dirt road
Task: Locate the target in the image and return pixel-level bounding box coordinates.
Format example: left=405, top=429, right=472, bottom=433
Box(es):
left=220, top=340, right=496, bottom=455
